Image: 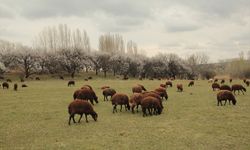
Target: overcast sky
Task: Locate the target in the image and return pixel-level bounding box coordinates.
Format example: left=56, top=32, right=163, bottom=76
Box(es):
left=0, top=0, right=250, bottom=62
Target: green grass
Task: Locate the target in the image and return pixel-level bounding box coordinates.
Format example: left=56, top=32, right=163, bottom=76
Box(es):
left=0, top=78, right=250, bottom=150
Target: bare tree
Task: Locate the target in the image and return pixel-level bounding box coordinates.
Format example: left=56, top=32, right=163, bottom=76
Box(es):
left=99, top=33, right=125, bottom=54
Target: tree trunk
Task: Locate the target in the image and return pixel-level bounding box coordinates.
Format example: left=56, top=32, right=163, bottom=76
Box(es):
left=95, top=69, right=98, bottom=75
left=104, top=71, right=107, bottom=77
left=71, top=72, right=75, bottom=78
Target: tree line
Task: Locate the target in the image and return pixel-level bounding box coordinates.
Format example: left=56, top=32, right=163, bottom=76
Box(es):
left=0, top=24, right=220, bottom=79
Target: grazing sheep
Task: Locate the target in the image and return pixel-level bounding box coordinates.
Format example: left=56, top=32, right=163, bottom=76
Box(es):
left=220, top=85, right=232, bottom=91
left=14, top=83, right=18, bottom=91
left=149, top=77, right=154, bottom=80
left=229, top=78, right=232, bottom=83
left=177, top=84, right=183, bottom=92
left=160, top=84, right=166, bottom=88
left=166, top=81, right=173, bottom=87
left=221, top=79, right=225, bottom=84
left=35, top=77, right=40, bottom=80
left=132, top=84, right=146, bottom=93
left=2, top=82, right=9, bottom=89
left=123, top=76, right=129, bottom=80
left=170, top=77, right=175, bottom=81
left=84, top=78, right=88, bottom=81
left=68, top=80, right=75, bottom=87
left=129, top=93, right=144, bottom=113
left=243, top=78, right=247, bottom=83
left=73, top=89, right=99, bottom=105
left=245, top=81, right=249, bottom=87
left=103, top=88, right=116, bottom=101
left=231, top=84, right=247, bottom=95
left=154, top=87, right=168, bottom=100
left=142, top=91, right=163, bottom=109
left=141, top=96, right=162, bottom=117
left=188, top=81, right=194, bottom=87
left=20, top=78, right=24, bottom=82
left=81, top=85, right=93, bottom=90
left=21, top=84, right=28, bottom=88
left=139, top=77, right=142, bottom=80
left=111, top=93, right=130, bottom=113
left=157, top=78, right=161, bottom=80
left=212, top=83, right=220, bottom=91
left=0, top=76, right=4, bottom=80
left=6, top=79, right=12, bottom=82
left=88, top=76, right=92, bottom=80
left=59, top=76, right=64, bottom=80
left=101, top=86, right=110, bottom=90
left=68, top=100, right=98, bottom=125
left=214, top=78, right=218, bottom=83
left=217, top=90, right=237, bottom=106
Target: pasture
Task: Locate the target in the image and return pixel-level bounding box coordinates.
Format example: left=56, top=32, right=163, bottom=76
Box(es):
left=0, top=78, right=250, bottom=150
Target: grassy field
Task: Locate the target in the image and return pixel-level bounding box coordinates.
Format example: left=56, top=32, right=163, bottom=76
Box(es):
left=0, top=77, right=250, bottom=150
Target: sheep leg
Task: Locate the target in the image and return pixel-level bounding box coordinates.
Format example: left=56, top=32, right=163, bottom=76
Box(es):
left=78, top=114, right=83, bottom=123
left=72, top=115, right=76, bottom=123
left=90, top=99, right=94, bottom=105
left=224, top=100, right=227, bottom=105
left=238, top=90, right=240, bottom=95
left=229, top=100, right=231, bottom=105
left=85, top=114, right=89, bottom=123
left=68, top=115, right=72, bottom=125
left=148, top=108, right=152, bottom=115
left=113, top=105, right=116, bottom=113
left=104, top=96, right=106, bottom=101
left=142, top=108, right=146, bottom=117
left=241, top=90, right=244, bottom=95
left=136, top=105, right=139, bottom=112
left=217, top=100, right=219, bottom=106
left=120, top=105, right=122, bottom=112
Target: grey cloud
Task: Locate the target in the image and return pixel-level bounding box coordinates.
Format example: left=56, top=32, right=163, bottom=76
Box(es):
left=167, top=24, right=200, bottom=32
left=0, top=4, right=15, bottom=18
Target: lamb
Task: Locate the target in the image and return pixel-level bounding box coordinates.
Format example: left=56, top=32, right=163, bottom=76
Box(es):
left=212, top=83, right=220, bottom=91
left=154, top=87, right=168, bottom=100
left=2, top=82, right=9, bottom=89
left=165, top=81, right=172, bottom=87
left=68, top=80, right=75, bottom=87
left=14, top=83, right=18, bottom=91
left=111, top=93, right=130, bottom=113
left=177, top=84, right=183, bottom=92
left=221, top=79, right=225, bottom=84
left=103, top=88, right=116, bottom=101
left=68, top=100, right=98, bottom=125
left=73, top=89, right=99, bottom=105
left=229, top=78, right=232, bottom=83
left=141, top=96, right=162, bottom=117
left=231, top=84, right=247, bottom=95
left=220, top=84, right=232, bottom=91
left=188, top=81, right=194, bottom=87
left=101, top=86, right=110, bottom=90
left=217, top=90, right=237, bottom=106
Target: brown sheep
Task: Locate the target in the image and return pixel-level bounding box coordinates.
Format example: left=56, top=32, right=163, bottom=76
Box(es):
left=160, top=84, right=166, bottom=88
left=84, top=78, right=88, bottom=81
left=214, top=78, right=218, bottom=82
left=138, top=84, right=147, bottom=91
left=21, top=84, right=28, bottom=88
left=2, top=82, right=9, bottom=89
left=20, top=78, right=25, bottom=82
left=154, top=87, right=168, bottom=100
left=35, top=77, right=40, bottom=80
left=188, top=81, right=194, bottom=87
left=59, top=76, right=64, bottom=80
left=142, top=91, right=163, bottom=109
left=212, top=83, right=220, bottom=91
left=88, top=76, right=92, bottom=80
left=220, top=85, right=232, bottom=91
left=177, top=84, right=183, bottom=92
left=68, top=100, right=98, bottom=125
left=141, top=96, right=162, bottom=117
left=129, top=93, right=144, bottom=113
left=229, top=78, right=232, bottom=83
left=103, top=88, right=116, bottom=101
left=132, top=86, right=143, bottom=93
left=14, top=83, right=18, bottom=91
left=111, top=93, right=130, bottom=113
left=81, top=85, right=93, bottom=90
left=68, top=80, right=75, bottom=86
left=221, top=79, right=225, bottom=84
left=166, top=81, right=173, bottom=87
left=243, top=78, right=247, bottom=83
left=101, top=86, right=110, bottom=90
left=231, top=84, right=247, bottom=95
left=246, top=80, right=249, bottom=86
left=6, top=79, right=12, bottom=82
left=73, top=89, right=99, bottom=105
left=217, top=90, right=237, bottom=106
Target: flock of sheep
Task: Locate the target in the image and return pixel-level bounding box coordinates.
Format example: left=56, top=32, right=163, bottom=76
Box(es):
left=0, top=77, right=248, bottom=126
left=67, top=78, right=249, bottom=125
